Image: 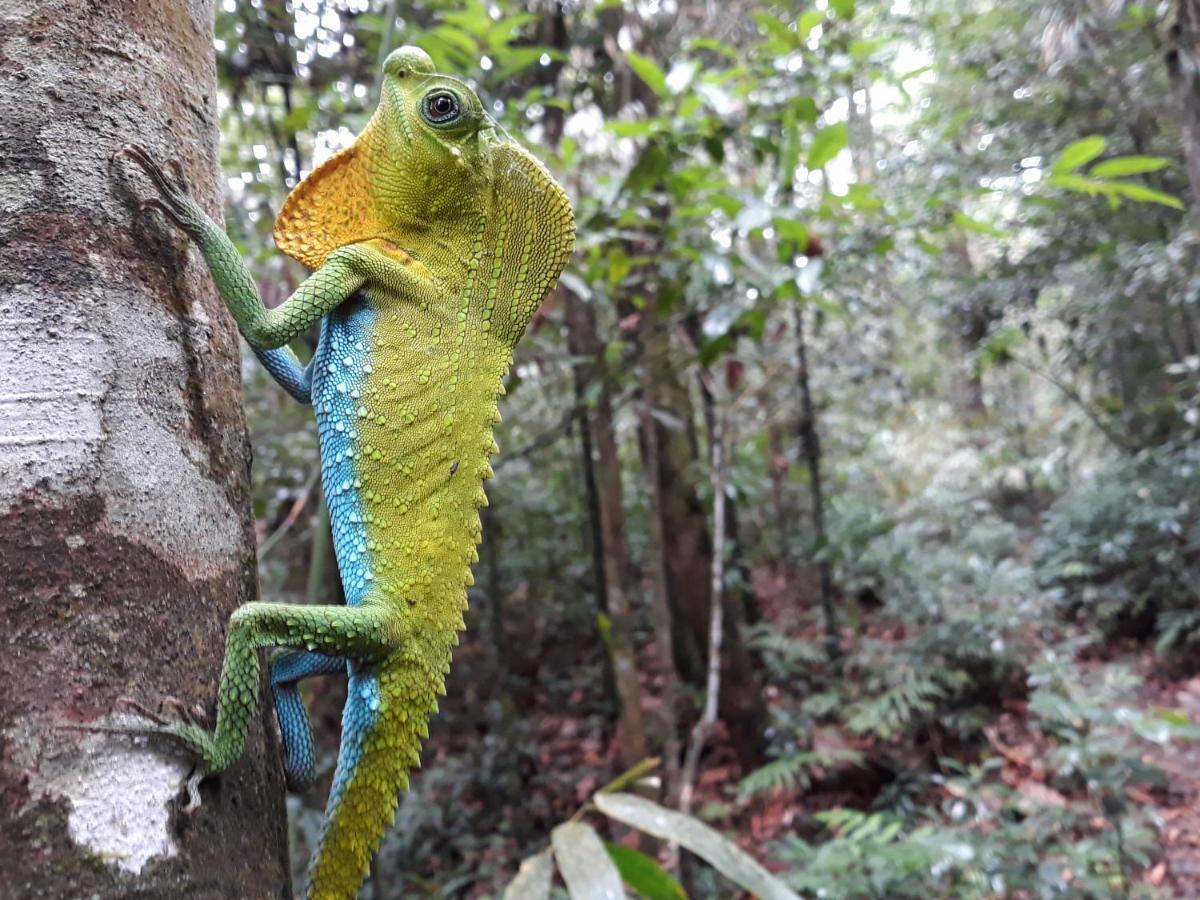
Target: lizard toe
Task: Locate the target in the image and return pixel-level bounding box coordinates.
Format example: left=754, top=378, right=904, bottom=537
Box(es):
left=179, top=768, right=206, bottom=815
left=115, top=694, right=170, bottom=725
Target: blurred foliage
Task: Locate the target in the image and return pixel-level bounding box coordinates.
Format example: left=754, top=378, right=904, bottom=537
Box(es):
left=208, top=0, right=1200, bottom=896
left=1036, top=443, right=1200, bottom=651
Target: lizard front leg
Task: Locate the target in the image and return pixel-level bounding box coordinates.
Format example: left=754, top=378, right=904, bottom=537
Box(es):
left=118, top=145, right=432, bottom=350
left=253, top=345, right=317, bottom=404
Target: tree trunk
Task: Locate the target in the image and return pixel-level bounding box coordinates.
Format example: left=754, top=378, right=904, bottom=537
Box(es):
left=794, top=304, right=840, bottom=664
left=0, top=3, right=291, bottom=898
left=564, top=292, right=649, bottom=768
left=1166, top=0, right=1200, bottom=206
left=640, top=313, right=768, bottom=772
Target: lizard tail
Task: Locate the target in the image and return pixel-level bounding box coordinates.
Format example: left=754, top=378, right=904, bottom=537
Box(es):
left=306, top=648, right=449, bottom=900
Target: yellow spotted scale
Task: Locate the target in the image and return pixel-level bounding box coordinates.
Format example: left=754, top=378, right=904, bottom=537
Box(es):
left=118, top=46, right=573, bottom=899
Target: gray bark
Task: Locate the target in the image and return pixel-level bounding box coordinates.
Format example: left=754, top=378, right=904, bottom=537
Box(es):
left=1167, top=0, right=1200, bottom=206
left=0, top=1, right=291, bottom=897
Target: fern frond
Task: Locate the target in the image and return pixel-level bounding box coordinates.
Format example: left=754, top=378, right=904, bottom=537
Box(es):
left=738, top=748, right=866, bottom=799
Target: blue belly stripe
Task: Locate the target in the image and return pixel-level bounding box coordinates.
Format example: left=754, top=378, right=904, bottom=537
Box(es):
left=312, top=301, right=377, bottom=607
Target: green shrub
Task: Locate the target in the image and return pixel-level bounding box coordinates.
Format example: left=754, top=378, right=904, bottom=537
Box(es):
left=772, top=656, right=1195, bottom=899
left=1035, top=444, right=1200, bottom=653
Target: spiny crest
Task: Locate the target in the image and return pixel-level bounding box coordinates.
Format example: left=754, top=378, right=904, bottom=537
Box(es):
left=488, top=140, right=575, bottom=341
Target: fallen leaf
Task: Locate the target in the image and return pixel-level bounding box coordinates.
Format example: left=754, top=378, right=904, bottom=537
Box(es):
left=1145, top=862, right=1167, bottom=886
left=1017, top=779, right=1067, bottom=808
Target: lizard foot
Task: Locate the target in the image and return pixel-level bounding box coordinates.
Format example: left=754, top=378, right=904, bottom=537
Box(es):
left=158, top=696, right=209, bottom=727
left=113, top=695, right=205, bottom=728
left=113, top=695, right=169, bottom=725
left=115, top=144, right=198, bottom=228
left=62, top=700, right=219, bottom=772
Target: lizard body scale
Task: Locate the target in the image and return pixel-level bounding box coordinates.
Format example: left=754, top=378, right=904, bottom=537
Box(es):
left=119, top=46, right=573, bottom=899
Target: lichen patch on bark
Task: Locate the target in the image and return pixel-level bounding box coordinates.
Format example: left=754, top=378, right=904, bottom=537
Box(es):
left=7, top=715, right=189, bottom=876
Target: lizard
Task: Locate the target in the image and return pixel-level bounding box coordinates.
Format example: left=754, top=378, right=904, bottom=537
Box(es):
left=114, top=45, right=574, bottom=899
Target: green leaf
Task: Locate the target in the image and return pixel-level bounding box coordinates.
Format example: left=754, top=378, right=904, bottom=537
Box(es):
left=952, top=210, right=1007, bottom=238
left=687, top=37, right=738, bottom=59
left=1052, top=136, right=1107, bottom=173
left=843, top=183, right=883, bottom=210
left=1046, top=172, right=1108, bottom=196
left=830, top=0, right=855, bottom=18
left=779, top=108, right=800, bottom=190
left=1089, top=155, right=1172, bottom=177
left=502, top=849, right=554, bottom=900
left=1155, top=708, right=1192, bottom=727
left=792, top=96, right=819, bottom=124
left=798, top=10, right=825, bottom=40
left=484, top=13, right=539, bottom=49
left=442, top=9, right=492, bottom=36
left=753, top=12, right=801, bottom=47
left=552, top=822, right=627, bottom=899
left=773, top=217, right=809, bottom=249
left=607, top=119, right=663, bottom=139
left=604, top=843, right=687, bottom=900
left=626, top=51, right=668, bottom=98
left=978, top=327, right=1026, bottom=372
left=1105, top=180, right=1184, bottom=210
left=807, top=122, right=848, bottom=169
left=594, top=793, right=800, bottom=900
left=623, top=144, right=669, bottom=192
left=1048, top=173, right=1184, bottom=209
left=850, top=37, right=890, bottom=59
left=597, top=757, right=660, bottom=795
left=809, top=294, right=852, bottom=321
left=495, top=46, right=554, bottom=80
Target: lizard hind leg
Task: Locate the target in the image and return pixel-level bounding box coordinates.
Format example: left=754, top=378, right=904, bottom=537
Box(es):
left=164, top=599, right=400, bottom=775
left=271, top=650, right=346, bottom=790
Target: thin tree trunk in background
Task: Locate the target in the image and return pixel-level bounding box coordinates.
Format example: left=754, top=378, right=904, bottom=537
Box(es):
left=610, top=1, right=769, bottom=759
left=1166, top=0, right=1200, bottom=205
left=567, top=313, right=610, bottom=613
left=0, top=2, right=290, bottom=897
left=767, top=418, right=793, bottom=562
left=794, top=305, right=840, bottom=663
left=641, top=317, right=768, bottom=771
left=544, top=0, right=646, bottom=768
left=640, top=386, right=684, bottom=807
left=483, top=507, right=510, bottom=687
left=946, top=232, right=989, bottom=417
left=305, top=488, right=334, bottom=604
left=566, top=362, right=619, bottom=710
left=565, top=293, right=648, bottom=768
left=680, top=387, right=728, bottom=816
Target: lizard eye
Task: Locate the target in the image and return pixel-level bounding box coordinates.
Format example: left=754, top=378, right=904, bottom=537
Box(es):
left=422, top=90, right=462, bottom=125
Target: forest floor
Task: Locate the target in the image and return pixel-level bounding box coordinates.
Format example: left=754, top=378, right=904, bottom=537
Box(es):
left=1137, top=667, right=1200, bottom=896
left=645, top=564, right=1200, bottom=898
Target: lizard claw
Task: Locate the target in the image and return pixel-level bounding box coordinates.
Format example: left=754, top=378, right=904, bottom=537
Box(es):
left=179, top=767, right=206, bottom=815
left=114, top=695, right=170, bottom=726
left=159, top=696, right=208, bottom=727
left=138, top=197, right=186, bottom=226
left=116, top=144, right=197, bottom=228
left=164, top=156, right=188, bottom=187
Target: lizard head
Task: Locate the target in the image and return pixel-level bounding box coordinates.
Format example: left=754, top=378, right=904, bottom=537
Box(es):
left=274, top=46, right=574, bottom=340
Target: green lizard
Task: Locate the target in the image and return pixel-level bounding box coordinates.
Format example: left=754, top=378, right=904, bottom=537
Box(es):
left=116, top=46, right=573, bottom=899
